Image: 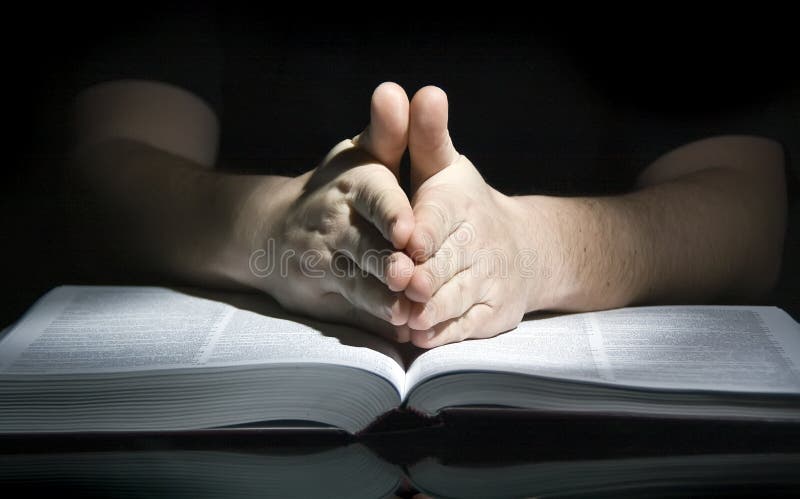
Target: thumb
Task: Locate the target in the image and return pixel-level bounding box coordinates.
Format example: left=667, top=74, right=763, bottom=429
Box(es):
left=409, top=86, right=459, bottom=191
left=353, top=82, right=409, bottom=176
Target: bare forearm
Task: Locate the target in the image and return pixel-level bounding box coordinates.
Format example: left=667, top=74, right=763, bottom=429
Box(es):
left=70, top=138, right=290, bottom=289
left=518, top=137, right=787, bottom=311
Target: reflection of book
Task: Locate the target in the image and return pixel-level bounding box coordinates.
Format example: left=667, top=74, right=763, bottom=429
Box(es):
left=0, top=286, right=799, bottom=434
left=1, top=447, right=798, bottom=497
left=0, top=445, right=401, bottom=498
left=409, top=453, right=800, bottom=498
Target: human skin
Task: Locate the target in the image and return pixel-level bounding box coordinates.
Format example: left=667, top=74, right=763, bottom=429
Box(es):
left=71, top=81, right=787, bottom=348
left=72, top=80, right=415, bottom=339
left=402, top=86, right=787, bottom=348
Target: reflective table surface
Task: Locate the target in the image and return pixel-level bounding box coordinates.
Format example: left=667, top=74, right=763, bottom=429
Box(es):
left=2, top=412, right=800, bottom=498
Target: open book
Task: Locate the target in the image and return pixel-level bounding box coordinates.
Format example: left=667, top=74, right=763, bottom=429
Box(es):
left=0, top=286, right=799, bottom=434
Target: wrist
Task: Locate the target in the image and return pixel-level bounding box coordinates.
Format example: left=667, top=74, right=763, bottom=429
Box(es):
left=510, top=194, right=570, bottom=312
left=219, top=173, right=299, bottom=292
left=515, top=194, right=646, bottom=312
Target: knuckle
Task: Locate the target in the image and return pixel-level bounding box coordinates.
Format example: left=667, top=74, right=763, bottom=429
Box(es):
left=421, top=268, right=437, bottom=298
left=318, top=214, right=341, bottom=236
left=335, top=176, right=355, bottom=194
left=419, top=301, right=438, bottom=330
left=322, top=184, right=346, bottom=206
left=333, top=224, right=357, bottom=253
left=410, top=228, right=436, bottom=261
left=316, top=198, right=348, bottom=236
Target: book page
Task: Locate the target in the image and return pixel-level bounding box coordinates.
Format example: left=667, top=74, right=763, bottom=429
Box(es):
left=405, top=312, right=604, bottom=394
left=406, top=306, right=800, bottom=396
left=586, top=306, right=800, bottom=392
left=0, top=286, right=406, bottom=393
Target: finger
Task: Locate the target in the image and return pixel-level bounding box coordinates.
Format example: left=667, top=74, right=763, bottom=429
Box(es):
left=407, top=268, right=488, bottom=330
left=347, top=165, right=415, bottom=250
left=405, top=228, right=472, bottom=302
left=336, top=214, right=415, bottom=292
left=405, top=193, right=459, bottom=263
left=352, top=82, right=409, bottom=175
left=409, top=85, right=459, bottom=191
left=316, top=292, right=409, bottom=343
left=410, top=303, right=495, bottom=348
left=334, top=266, right=411, bottom=326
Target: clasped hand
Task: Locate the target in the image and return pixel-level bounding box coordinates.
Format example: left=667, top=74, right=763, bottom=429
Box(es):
left=248, top=83, right=555, bottom=348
